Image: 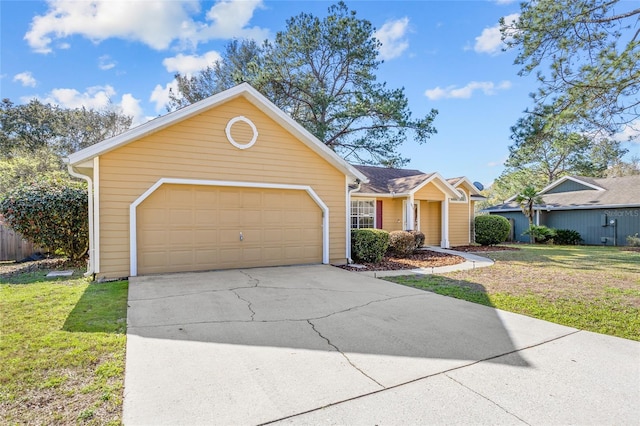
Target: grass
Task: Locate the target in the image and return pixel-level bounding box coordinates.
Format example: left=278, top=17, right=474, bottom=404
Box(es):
left=1, top=270, right=128, bottom=425
left=386, top=245, right=640, bottom=341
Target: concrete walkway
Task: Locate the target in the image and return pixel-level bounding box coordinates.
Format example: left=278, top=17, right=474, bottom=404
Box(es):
left=123, top=265, right=639, bottom=425
left=360, top=246, right=495, bottom=278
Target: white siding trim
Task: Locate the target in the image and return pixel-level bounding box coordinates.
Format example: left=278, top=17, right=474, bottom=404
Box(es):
left=441, top=198, right=450, bottom=248
left=93, top=157, right=100, bottom=273
left=129, top=178, right=330, bottom=277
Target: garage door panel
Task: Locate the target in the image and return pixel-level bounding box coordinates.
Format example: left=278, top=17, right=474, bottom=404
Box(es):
left=138, top=208, right=167, bottom=225
left=263, top=210, right=284, bottom=225
left=137, top=184, right=323, bottom=274
left=219, top=190, right=241, bottom=206
left=141, top=251, right=168, bottom=270
left=195, top=230, right=218, bottom=245
left=241, top=209, right=263, bottom=224
left=168, top=187, right=193, bottom=204
left=169, top=229, right=193, bottom=246
left=169, top=250, right=195, bottom=267
left=263, top=228, right=283, bottom=243
left=195, top=190, right=217, bottom=206
left=195, top=210, right=217, bottom=225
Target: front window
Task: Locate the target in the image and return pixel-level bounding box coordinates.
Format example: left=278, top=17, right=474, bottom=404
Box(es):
left=351, top=199, right=375, bottom=228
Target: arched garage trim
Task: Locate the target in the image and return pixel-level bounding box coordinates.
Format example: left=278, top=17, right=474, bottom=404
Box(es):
left=129, top=178, right=330, bottom=277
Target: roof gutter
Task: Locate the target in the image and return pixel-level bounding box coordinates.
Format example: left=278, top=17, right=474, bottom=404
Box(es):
left=67, top=163, right=95, bottom=279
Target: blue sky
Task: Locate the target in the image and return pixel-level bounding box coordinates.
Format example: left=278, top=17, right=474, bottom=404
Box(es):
left=1, top=0, right=638, bottom=187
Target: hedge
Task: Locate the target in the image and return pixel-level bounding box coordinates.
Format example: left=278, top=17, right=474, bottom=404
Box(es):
left=351, top=228, right=390, bottom=263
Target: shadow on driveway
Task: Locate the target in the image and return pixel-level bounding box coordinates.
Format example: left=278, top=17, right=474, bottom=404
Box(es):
left=122, top=265, right=577, bottom=424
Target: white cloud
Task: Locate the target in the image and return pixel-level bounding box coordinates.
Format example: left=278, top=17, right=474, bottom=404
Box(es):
left=98, top=54, right=116, bottom=70
left=374, top=17, right=410, bottom=60
left=613, top=121, right=640, bottom=143
left=25, top=0, right=269, bottom=54
left=26, top=85, right=148, bottom=126
left=150, top=80, right=180, bottom=113
left=163, top=51, right=222, bottom=75
left=425, top=80, right=512, bottom=100
left=14, top=71, right=37, bottom=87
left=494, top=0, right=516, bottom=4
left=474, top=13, right=519, bottom=55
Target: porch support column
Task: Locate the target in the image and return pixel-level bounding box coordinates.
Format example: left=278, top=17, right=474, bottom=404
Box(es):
left=406, top=194, right=415, bottom=231
left=441, top=197, right=450, bottom=248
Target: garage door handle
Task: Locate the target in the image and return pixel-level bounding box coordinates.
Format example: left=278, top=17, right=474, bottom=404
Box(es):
left=239, top=232, right=244, bottom=241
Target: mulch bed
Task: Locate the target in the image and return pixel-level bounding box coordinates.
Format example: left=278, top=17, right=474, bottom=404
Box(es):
left=451, top=245, right=520, bottom=253
left=336, top=249, right=465, bottom=272
left=0, top=257, right=69, bottom=280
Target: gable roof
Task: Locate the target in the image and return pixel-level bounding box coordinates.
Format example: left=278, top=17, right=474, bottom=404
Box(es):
left=485, top=175, right=640, bottom=212
left=352, top=165, right=461, bottom=199
left=66, top=83, right=367, bottom=183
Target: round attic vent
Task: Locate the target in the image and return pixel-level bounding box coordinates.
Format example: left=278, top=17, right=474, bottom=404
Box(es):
left=225, top=116, right=258, bottom=150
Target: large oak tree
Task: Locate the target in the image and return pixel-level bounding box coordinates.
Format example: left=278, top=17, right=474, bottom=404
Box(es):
left=169, top=2, right=437, bottom=166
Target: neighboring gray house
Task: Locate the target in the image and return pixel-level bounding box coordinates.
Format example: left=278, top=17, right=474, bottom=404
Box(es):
left=484, top=175, right=640, bottom=246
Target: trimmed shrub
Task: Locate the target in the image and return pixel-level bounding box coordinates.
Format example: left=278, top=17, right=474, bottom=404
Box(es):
left=553, top=229, right=583, bottom=245
left=0, top=179, right=88, bottom=260
left=351, top=229, right=389, bottom=263
left=627, top=233, right=640, bottom=247
left=475, top=215, right=510, bottom=246
left=523, top=225, right=556, bottom=243
left=409, top=230, right=425, bottom=249
left=388, top=230, right=416, bottom=255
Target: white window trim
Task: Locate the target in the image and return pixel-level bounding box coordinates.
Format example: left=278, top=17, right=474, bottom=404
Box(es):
left=350, top=198, right=376, bottom=229
left=129, top=178, right=329, bottom=277
left=450, top=188, right=468, bottom=203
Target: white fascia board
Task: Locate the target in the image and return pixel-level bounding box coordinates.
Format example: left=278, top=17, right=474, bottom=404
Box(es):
left=67, top=83, right=368, bottom=185
left=452, top=176, right=482, bottom=196
left=352, top=192, right=412, bottom=198
left=411, top=172, right=460, bottom=199
left=539, top=176, right=605, bottom=194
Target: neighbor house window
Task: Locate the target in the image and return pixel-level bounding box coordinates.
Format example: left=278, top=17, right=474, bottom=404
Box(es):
left=351, top=199, right=375, bottom=228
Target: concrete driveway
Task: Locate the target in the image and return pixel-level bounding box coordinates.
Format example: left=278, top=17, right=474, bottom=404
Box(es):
left=123, top=265, right=639, bottom=425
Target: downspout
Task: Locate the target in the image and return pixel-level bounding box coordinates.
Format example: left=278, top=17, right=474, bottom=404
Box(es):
left=67, top=163, right=95, bottom=278
left=346, top=178, right=362, bottom=263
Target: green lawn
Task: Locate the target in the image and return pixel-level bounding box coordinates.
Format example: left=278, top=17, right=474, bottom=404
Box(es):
left=1, top=271, right=128, bottom=425
left=386, top=245, right=640, bottom=341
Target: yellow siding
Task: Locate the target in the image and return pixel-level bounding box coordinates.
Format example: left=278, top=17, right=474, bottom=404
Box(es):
left=449, top=197, right=471, bottom=246
left=97, top=96, right=347, bottom=279
left=414, top=182, right=445, bottom=201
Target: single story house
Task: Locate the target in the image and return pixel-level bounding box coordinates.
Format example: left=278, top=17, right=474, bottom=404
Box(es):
left=484, top=175, right=640, bottom=246
left=67, top=83, right=481, bottom=280
left=350, top=165, right=483, bottom=247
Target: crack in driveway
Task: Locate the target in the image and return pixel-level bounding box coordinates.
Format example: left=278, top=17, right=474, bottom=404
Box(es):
left=128, top=293, right=424, bottom=329
left=306, top=319, right=385, bottom=389
left=444, top=374, right=531, bottom=425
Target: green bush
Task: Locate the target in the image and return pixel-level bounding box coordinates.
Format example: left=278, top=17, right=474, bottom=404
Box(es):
left=409, top=230, right=425, bottom=249
left=475, top=215, right=510, bottom=246
left=553, top=229, right=583, bottom=245
left=0, top=179, right=88, bottom=260
left=523, top=225, right=556, bottom=243
left=351, top=229, right=389, bottom=263
left=627, top=233, right=640, bottom=247
left=388, top=230, right=416, bottom=256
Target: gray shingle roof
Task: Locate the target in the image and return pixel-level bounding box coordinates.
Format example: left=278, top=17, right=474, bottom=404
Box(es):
left=485, top=175, right=640, bottom=211
left=353, top=165, right=431, bottom=194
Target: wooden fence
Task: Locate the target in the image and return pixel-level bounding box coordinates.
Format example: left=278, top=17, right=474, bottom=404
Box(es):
left=0, top=222, right=42, bottom=262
